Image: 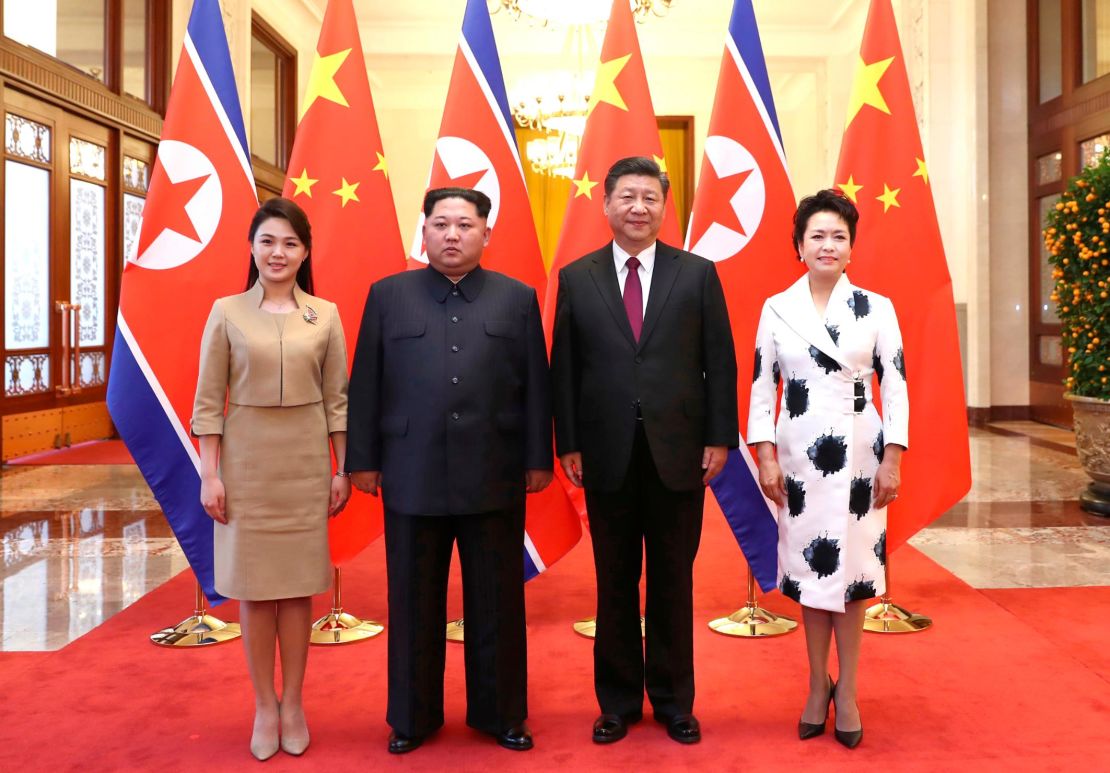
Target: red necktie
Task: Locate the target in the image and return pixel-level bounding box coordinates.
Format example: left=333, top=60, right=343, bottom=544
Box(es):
left=623, top=256, right=643, bottom=342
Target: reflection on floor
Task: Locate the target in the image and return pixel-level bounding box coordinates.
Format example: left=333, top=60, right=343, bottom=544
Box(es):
left=0, top=421, right=1106, bottom=651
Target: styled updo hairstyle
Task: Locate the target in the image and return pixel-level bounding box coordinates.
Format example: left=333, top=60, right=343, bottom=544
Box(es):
left=792, top=189, right=860, bottom=258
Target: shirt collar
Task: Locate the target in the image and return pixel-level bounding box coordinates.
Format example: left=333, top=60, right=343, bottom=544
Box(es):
left=612, top=240, right=656, bottom=274
left=426, top=264, right=486, bottom=303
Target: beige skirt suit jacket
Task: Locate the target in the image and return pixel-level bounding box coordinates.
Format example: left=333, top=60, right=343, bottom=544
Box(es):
left=191, top=282, right=348, bottom=600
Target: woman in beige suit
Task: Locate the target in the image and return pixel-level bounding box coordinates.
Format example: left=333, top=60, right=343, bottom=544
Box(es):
left=192, top=197, right=350, bottom=760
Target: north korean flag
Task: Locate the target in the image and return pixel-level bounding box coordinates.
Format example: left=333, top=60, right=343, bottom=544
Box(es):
left=107, top=0, right=258, bottom=604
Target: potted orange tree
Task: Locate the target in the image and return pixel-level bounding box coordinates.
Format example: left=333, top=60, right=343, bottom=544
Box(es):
left=1044, top=153, right=1110, bottom=516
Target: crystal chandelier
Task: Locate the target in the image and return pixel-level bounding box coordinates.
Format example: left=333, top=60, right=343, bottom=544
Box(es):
left=489, top=0, right=673, bottom=27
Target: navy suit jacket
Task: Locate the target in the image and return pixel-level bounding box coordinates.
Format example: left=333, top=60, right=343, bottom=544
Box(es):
left=346, top=266, right=552, bottom=515
left=550, top=241, right=739, bottom=492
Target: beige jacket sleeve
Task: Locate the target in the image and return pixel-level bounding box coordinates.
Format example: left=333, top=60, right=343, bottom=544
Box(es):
left=191, top=301, right=230, bottom=436
left=321, top=303, right=349, bottom=433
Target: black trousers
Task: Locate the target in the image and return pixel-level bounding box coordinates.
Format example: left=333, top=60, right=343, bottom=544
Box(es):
left=585, top=423, right=705, bottom=720
left=384, top=506, right=527, bottom=737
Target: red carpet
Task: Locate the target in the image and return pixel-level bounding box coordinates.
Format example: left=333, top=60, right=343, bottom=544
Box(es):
left=0, top=498, right=1107, bottom=771
left=6, top=439, right=134, bottom=465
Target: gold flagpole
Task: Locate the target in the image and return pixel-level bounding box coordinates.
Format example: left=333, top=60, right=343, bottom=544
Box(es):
left=863, top=559, right=931, bottom=633
left=310, top=566, right=384, bottom=644
left=708, top=564, right=797, bottom=637
left=150, top=577, right=241, bottom=647
left=446, top=617, right=465, bottom=642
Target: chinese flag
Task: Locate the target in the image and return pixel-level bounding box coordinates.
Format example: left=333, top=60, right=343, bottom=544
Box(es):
left=834, top=0, right=970, bottom=551
left=542, top=0, right=681, bottom=332
left=282, top=0, right=406, bottom=564
left=541, top=0, right=680, bottom=520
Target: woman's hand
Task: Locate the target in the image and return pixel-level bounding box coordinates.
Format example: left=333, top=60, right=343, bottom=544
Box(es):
left=873, top=445, right=904, bottom=509
left=755, top=443, right=788, bottom=507
left=200, top=475, right=227, bottom=524
left=329, top=474, right=351, bottom=517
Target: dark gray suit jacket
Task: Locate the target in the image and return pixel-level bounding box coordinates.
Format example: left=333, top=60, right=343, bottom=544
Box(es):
left=346, top=266, right=552, bottom=515
left=550, top=241, right=739, bottom=492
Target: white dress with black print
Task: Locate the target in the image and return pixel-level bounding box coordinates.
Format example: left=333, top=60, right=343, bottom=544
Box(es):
left=747, top=273, right=909, bottom=613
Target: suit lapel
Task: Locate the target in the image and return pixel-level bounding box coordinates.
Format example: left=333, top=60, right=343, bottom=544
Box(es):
left=638, top=242, right=679, bottom=351
left=768, top=273, right=852, bottom=371
left=587, top=244, right=638, bottom=348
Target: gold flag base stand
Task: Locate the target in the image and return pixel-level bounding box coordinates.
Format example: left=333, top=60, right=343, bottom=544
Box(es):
left=150, top=580, right=241, bottom=647
left=310, top=567, right=384, bottom=645
left=446, top=618, right=465, bottom=642
left=863, top=562, right=932, bottom=634
left=708, top=568, right=797, bottom=637
left=572, top=616, right=645, bottom=639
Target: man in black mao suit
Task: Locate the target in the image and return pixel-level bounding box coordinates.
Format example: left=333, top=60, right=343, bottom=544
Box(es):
left=551, top=157, right=738, bottom=745
left=346, top=187, right=552, bottom=754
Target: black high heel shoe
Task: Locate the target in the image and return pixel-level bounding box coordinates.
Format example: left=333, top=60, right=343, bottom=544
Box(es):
left=833, top=693, right=863, bottom=749
left=798, top=676, right=835, bottom=740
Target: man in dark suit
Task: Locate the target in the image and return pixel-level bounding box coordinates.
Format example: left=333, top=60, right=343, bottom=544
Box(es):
left=551, top=157, right=738, bottom=745
left=346, top=187, right=552, bottom=754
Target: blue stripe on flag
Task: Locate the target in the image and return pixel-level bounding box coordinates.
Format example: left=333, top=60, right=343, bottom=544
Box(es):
left=523, top=548, right=541, bottom=581
left=187, top=0, right=250, bottom=159
left=728, top=0, right=782, bottom=144
left=709, top=448, right=779, bottom=592
left=461, top=0, right=516, bottom=142
left=107, top=333, right=225, bottom=603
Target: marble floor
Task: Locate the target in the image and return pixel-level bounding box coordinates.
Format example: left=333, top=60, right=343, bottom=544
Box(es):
left=0, top=421, right=1107, bottom=651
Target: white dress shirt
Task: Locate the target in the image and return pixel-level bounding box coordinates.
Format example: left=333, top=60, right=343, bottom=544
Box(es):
left=612, top=241, right=656, bottom=318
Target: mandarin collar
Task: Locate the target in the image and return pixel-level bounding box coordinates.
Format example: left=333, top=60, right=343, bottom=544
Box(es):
left=426, top=264, right=486, bottom=303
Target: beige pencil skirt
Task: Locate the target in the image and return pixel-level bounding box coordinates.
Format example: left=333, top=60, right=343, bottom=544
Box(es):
left=214, top=401, right=332, bottom=600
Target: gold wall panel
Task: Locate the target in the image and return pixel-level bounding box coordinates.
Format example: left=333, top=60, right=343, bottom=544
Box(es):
left=61, top=402, right=113, bottom=446
left=2, top=408, right=63, bottom=459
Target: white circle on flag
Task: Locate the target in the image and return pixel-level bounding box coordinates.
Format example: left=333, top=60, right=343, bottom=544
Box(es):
left=409, top=136, right=501, bottom=264
left=690, top=135, right=765, bottom=263
left=132, top=139, right=222, bottom=271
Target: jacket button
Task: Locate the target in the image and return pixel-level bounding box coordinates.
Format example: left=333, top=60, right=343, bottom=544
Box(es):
left=452, top=289, right=459, bottom=296
left=634, top=356, right=643, bottom=364
left=451, top=345, right=459, bottom=352
left=451, top=316, right=459, bottom=323
left=451, top=412, right=460, bottom=420
left=451, top=377, right=459, bottom=384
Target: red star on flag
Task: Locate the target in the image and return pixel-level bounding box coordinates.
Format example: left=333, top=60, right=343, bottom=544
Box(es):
left=687, top=162, right=752, bottom=250
left=137, top=159, right=210, bottom=256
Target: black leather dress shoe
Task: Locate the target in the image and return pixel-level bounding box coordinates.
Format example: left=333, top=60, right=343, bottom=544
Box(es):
left=655, top=713, right=701, bottom=744
left=387, top=731, right=423, bottom=754
left=592, top=713, right=637, bottom=744
left=799, top=676, right=836, bottom=740
left=496, top=724, right=534, bottom=751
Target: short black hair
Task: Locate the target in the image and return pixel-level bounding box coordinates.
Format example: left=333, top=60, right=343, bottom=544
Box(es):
left=245, top=197, right=314, bottom=294
left=423, top=187, right=492, bottom=219
left=792, top=188, right=859, bottom=254
left=604, top=156, right=670, bottom=199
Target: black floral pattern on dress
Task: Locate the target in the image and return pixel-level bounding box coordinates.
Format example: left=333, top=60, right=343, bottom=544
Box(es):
left=803, top=534, right=841, bottom=579
left=786, top=378, right=809, bottom=418
left=848, top=290, right=871, bottom=319
left=772, top=360, right=781, bottom=386
left=874, top=531, right=887, bottom=566
left=893, top=347, right=906, bottom=380
left=825, top=323, right=840, bottom=345
left=807, top=432, right=848, bottom=476
left=753, top=347, right=762, bottom=383
left=846, top=579, right=877, bottom=603
left=849, top=475, right=873, bottom=519
left=809, top=345, right=840, bottom=374
left=873, top=347, right=884, bottom=383
left=873, top=430, right=885, bottom=463
left=786, top=476, right=806, bottom=517
left=780, top=574, right=802, bottom=602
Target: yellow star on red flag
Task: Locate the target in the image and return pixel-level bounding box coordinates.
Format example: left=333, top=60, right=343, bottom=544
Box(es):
left=373, top=151, right=389, bottom=179
left=573, top=172, right=599, bottom=199
left=837, top=175, right=863, bottom=204
left=301, top=48, right=352, bottom=118
left=332, top=177, right=360, bottom=207
left=913, top=157, right=929, bottom=185
left=845, top=55, right=894, bottom=127
left=587, top=54, right=631, bottom=116
left=289, top=169, right=318, bottom=198
left=876, top=183, right=901, bottom=212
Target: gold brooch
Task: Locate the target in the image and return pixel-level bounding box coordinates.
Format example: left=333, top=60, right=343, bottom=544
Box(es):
left=303, top=305, right=318, bottom=324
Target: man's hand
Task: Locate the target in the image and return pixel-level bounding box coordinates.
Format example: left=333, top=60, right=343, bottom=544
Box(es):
left=559, top=452, right=583, bottom=488
left=525, top=469, right=553, bottom=493
left=701, top=445, right=727, bottom=485
left=351, top=471, right=381, bottom=496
